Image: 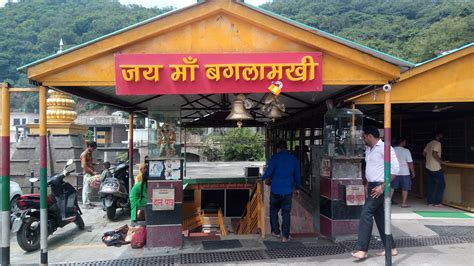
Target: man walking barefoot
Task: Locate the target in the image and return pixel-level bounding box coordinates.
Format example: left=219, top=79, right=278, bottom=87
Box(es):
left=261, top=140, right=301, bottom=242
left=423, top=132, right=446, bottom=207
left=391, top=137, right=415, bottom=208
left=351, top=126, right=399, bottom=260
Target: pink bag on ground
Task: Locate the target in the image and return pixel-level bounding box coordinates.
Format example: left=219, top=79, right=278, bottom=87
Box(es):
left=131, top=226, right=146, bottom=249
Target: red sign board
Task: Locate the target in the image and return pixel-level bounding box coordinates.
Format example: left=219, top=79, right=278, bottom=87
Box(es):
left=115, top=53, right=322, bottom=95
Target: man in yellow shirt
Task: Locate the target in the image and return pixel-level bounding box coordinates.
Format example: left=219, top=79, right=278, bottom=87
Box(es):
left=423, top=132, right=446, bottom=207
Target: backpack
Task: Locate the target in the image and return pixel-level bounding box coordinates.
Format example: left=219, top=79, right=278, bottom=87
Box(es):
left=131, top=226, right=147, bottom=249
left=102, top=225, right=129, bottom=247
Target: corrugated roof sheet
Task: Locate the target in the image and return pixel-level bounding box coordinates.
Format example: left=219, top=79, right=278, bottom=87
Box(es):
left=415, top=42, right=474, bottom=67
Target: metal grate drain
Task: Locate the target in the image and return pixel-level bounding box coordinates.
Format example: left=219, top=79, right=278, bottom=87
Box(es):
left=339, top=235, right=471, bottom=251
left=180, top=250, right=265, bottom=264
left=56, top=255, right=176, bottom=266
left=267, top=246, right=347, bottom=259
left=425, top=225, right=474, bottom=238
left=54, top=235, right=474, bottom=265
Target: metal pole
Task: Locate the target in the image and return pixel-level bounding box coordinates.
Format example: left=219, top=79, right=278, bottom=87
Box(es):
left=39, top=86, right=48, bottom=265
left=31, top=170, right=35, bottom=194
left=184, top=127, right=187, bottom=177
left=383, top=88, right=392, bottom=266
left=1, top=82, right=11, bottom=266
left=129, top=112, right=134, bottom=192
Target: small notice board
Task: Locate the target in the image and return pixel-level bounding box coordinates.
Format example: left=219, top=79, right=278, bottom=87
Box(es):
left=152, top=188, right=175, bottom=211
left=345, top=185, right=365, bottom=206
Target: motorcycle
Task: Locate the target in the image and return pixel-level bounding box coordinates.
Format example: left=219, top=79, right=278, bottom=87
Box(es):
left=11, top=159, right=84, bottom=252
left=99, top=161, right=130, bottom=220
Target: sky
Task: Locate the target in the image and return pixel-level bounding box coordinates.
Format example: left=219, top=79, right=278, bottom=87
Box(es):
left=0, top=0, right=271, bottom=8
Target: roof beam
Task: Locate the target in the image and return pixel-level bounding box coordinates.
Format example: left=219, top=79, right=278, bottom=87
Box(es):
left=57, top=87, right=135, bottom=111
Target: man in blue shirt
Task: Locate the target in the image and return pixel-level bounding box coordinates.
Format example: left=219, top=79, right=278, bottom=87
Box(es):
left=262, top=140, right=301, bottom=242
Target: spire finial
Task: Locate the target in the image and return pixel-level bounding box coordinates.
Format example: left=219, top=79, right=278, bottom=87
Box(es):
left=57, top=38, right=64, bottom=53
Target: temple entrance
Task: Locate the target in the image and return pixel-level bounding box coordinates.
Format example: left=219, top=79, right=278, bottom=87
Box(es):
left=16, top=0, right=416, bottom=249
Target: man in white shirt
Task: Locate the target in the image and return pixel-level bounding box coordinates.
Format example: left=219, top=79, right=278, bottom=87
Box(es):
left=423, top=132, right=446, bottom=207
left=352, top=126, right=399, bottom=260
left=391, top=137, right=415, bottom=207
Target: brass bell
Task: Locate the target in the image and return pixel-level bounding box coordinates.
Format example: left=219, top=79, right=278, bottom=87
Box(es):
left=226, top=94, right=254, bottom=121
left=266, top=106, right=283, bottom=121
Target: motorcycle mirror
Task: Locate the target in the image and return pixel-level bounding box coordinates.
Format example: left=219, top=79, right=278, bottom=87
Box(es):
left=29, top=177, right=38, bottom=183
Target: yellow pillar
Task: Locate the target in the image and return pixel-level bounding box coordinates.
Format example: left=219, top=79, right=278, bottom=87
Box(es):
left=129, top=112, right=134, bottom=190
left=383, top=87, right=393, bottom=266
left=39, top=86, right=48, bottom=265
left=1, top=82, right=11, bottom=265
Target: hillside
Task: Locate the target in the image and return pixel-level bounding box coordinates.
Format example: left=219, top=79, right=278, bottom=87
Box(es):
left=0, top=0, right=172, bottom=111
left=261, top=0, right=473, bottom=62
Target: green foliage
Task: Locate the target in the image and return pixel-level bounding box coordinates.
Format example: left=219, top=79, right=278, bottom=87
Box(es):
left=220, top=128, right=265, bottom=161
left=261, top=0, right=474, bottom=62
left=201, top=137, right=223, bottom=161
left=0, top=0, right=172, bottom=111
left=200, top=128, right=264, bottom=161
left=85, top=129, right=94, bottom=141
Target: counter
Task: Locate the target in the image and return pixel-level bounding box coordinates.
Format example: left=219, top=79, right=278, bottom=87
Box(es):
left=443, top=162, right=474, bottom=212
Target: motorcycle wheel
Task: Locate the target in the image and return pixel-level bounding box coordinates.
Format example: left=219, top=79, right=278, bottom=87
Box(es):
left=106, top=205, right=116, bottom=220
left=75, top=213, right=85, bottom=230
left=17, top=217, right=41, bottom=252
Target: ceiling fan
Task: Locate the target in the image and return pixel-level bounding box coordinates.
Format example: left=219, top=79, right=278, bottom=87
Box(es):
left=432, top=104, right=454, bottom=112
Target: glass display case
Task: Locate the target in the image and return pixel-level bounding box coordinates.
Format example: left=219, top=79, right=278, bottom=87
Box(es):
left=323, top=108, right=364, bottom=157
left=148, top=108, right=182, bottom=158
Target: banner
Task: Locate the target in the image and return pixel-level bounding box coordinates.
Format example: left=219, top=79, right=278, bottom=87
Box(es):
left=115, top=53, right=322, bottom=95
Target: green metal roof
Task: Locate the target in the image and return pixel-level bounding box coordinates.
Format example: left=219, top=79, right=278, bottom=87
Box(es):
left=18, top=0, right=416, bottom=72
left=415, top=42, right=474, bottom=67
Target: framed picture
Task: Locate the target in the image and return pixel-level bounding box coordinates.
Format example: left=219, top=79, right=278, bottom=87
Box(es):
left=164, top=159, right=182, bottom=180
left=147, top=158, right=183, bottom=180
left=149, top=160, right=165, bottom=179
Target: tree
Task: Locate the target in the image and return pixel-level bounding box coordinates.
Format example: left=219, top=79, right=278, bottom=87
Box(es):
left=219, top=128, right=264, bottom=161
left=0, top=0, right=173, bottom=111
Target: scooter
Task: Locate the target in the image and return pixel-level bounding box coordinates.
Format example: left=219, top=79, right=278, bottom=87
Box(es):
left=99, top=161, right=130, bottom=220
left=11, top=159, right=84, bottom=252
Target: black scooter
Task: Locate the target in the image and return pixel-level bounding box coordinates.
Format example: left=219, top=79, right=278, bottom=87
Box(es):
left=99, top=161, right=130, bottom=220
left=11, top=159, right=84, bottom=252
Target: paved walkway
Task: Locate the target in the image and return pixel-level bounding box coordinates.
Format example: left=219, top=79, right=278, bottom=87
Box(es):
left=9, top=195, right=474, bottom=265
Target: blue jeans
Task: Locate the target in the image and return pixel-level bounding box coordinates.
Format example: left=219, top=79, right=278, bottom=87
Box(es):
left=357, top=182, right=396, bottom=251
left=270, top=192, right=292, bottom=238
left=427, top=169, right=445, bottom=205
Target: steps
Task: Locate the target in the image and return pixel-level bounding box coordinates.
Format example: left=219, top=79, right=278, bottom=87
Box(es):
left=183, top=208, right=228, bottom=236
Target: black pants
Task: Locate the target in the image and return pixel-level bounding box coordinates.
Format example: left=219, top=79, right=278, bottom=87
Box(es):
left=357, top=182, right=396, bottom=251
left=427, top=169, right=445, bottom=205
left=270, top=192, right=292, bottom=238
